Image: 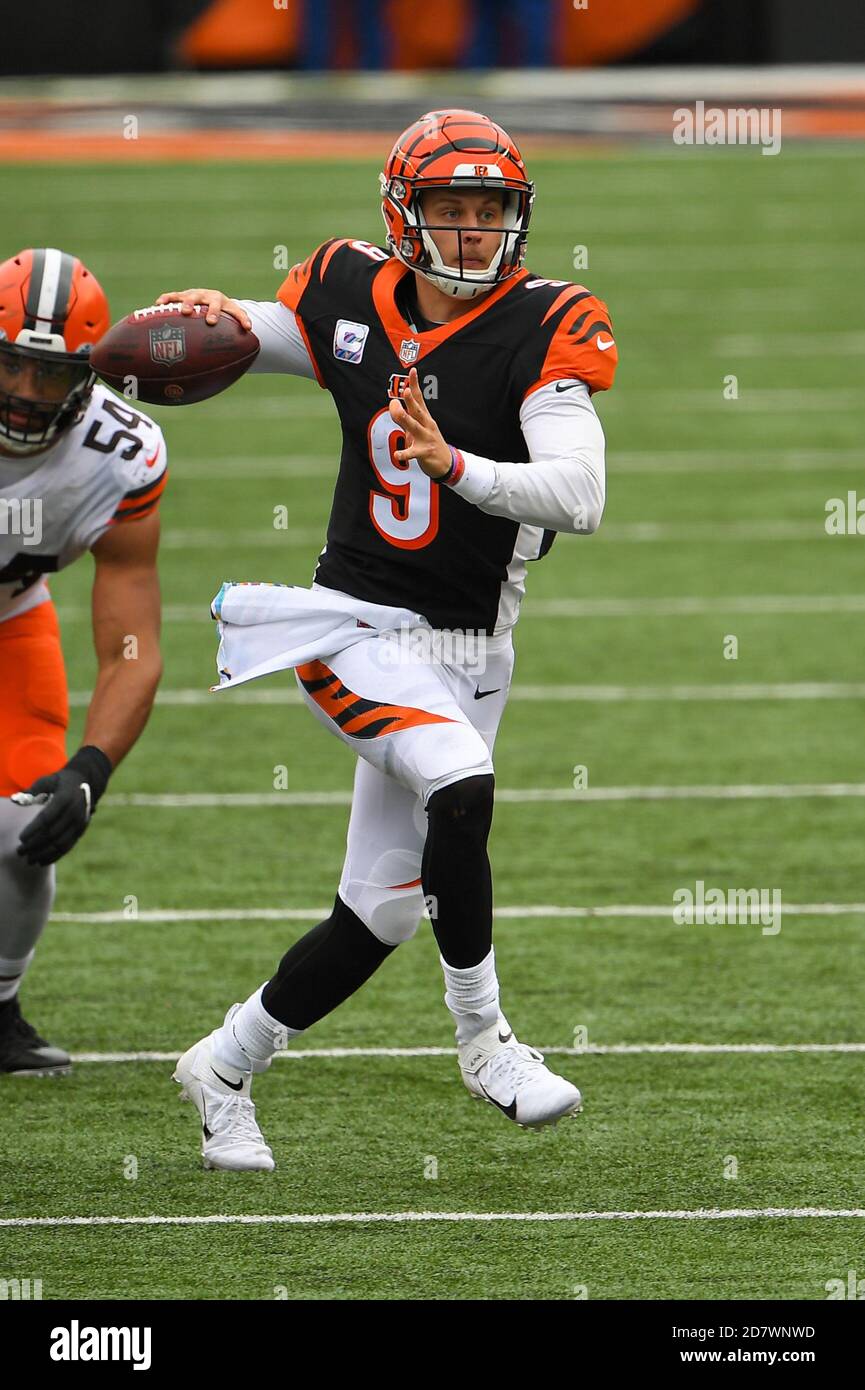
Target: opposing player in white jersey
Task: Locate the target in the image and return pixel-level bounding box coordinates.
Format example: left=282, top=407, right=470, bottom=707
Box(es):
left=160, top=110, right=617, bottom=1170
left=0, top=248, right=168, bottom=1073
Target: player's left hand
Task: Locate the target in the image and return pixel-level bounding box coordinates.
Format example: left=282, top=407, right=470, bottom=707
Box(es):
left=389, top=368, right=452, bottom=479
left=14, top=747, right=113, bottom=867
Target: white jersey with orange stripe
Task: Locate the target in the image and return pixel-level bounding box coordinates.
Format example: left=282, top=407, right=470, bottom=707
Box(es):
left=0, top=383, right=167, bottom=625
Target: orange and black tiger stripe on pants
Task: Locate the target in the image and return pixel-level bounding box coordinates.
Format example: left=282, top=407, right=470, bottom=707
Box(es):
left=296, top=659, right=455, bottom=740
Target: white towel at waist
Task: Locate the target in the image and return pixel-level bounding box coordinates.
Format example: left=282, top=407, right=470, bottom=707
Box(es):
left=210, top=580, right=428, bottom=691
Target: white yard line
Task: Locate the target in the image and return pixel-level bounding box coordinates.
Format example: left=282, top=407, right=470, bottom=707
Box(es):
left=92, top=785, right=865, bottom=810
left=594, top=522, right=831, bottom=541
left=192, top=387, right=865, bottom=420
left=526, top=595, right=865, bottom=617
left=67, top=684, right=865, bottom=708
left=54, top=594, right=865, bottom=623
left=64, top=1043, right=865, bottom=1064
left=607, top=449, right=863, bottom=473
left=50, top=902, right=865, bottom=925
left=150, top=521, right=847, bottom=548
left=714, top=331, right=865, bottom=357
left=508, top=683, right=865, bottom=700
left=2, top=1208, right=863, bottom=1230
left=158, top=448, right=863, bottom=478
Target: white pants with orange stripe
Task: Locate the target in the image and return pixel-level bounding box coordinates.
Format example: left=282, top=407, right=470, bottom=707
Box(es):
left=211, top=580, right=514, bottom=946
left=295, top=627, right=515, bottom=946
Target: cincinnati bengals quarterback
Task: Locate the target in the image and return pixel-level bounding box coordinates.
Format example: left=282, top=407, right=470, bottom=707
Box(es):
left=159, top=110, right=617, bottom=1170
left=0, top=248, right=168, bottom=1073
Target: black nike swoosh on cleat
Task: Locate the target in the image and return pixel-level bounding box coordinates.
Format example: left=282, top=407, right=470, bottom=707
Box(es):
left=473, top=685, right=501, bottom=700
left=479, top=1083, right=518, bottom=1120
left=200, top=1097, right=213, bottom=1142
left=211, top=1067, right=243, bottom=1092
left=498, top=1029, right=513, bottom=1043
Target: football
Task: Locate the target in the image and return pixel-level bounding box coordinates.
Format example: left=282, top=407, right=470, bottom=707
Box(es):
left=90, top=302, right=260, bottom=405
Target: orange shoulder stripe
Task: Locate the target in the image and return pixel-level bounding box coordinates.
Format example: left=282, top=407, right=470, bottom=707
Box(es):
left=276, top=248, right=317, bottom=313
left=115, top=471, right=168, bottom=514
left=541, top=284, right=591, bottom=325
left=524, top=293, right=617, bottom=399
left=276, top=238, right=347, bottom=314
left=319, top=237, right=352, bottom=282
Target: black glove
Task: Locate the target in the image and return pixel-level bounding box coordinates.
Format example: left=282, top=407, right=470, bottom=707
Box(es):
left=15, top=746, right=113, bottom=867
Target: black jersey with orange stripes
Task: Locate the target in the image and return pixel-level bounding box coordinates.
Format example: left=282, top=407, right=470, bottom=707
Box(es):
left=278, top=238, right=616, bottom=632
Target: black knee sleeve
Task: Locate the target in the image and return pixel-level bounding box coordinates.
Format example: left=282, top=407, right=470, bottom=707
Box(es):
left=261, top=893, right=396, bottom=1030
left=426, top=773, right=495, bottom=835
left=422, top=773, right=495, bottom=968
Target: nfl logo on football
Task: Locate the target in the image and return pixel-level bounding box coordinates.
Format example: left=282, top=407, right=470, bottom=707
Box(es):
left=399, top=338, right=420, bottom=366
left=149, top=324, right=186, bottom=365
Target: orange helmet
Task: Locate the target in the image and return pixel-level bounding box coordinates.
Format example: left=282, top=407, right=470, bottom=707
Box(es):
left=0, top=248, right=110, bottom=455
left=380, top=109, right=534, bottom=301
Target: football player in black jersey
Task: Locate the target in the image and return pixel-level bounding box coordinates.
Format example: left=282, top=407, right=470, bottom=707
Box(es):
left=160, top=110, right=617, bottom=1170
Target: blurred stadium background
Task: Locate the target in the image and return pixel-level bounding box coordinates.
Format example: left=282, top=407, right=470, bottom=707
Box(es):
left=2, top=0, right=864, bottom=1303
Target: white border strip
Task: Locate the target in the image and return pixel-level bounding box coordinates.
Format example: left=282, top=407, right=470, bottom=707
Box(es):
left=2, top=1207, right=864, bottom=1230
left=66, top=1043, right=865, bottom=1064
left=4, top=64, right=863, bottom=107
left=48, top=903, right=865, bottom=925
left=68, top=685, right=865, bottom=707
left=96, top=784, right=865, bottom=809
left=54, top=596, right=865, bottom=623
left=149, top=521, right=851, bottom=548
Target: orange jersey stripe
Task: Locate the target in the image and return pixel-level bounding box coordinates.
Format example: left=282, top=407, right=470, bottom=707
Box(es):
left=115, top=471, right=167, bottom=513
left=541, top=283, right=591, bottom=325
left=277, top=250, right=317, bottom=313
left=113, top=472, right=168, bottom=523
left=319, top=237, right=351, bottom=282
left=525, top=293, right=617, bottom=398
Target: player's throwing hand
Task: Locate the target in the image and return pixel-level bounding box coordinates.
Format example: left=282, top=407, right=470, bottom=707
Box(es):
left=388, top=368, right=452, bottom=479
left=155, top=289, right=252, bottom=330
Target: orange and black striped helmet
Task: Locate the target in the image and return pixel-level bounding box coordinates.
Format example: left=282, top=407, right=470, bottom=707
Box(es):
left=380, top=110, right=534, bottom=301
left=0, top=248, right=110, bottom=455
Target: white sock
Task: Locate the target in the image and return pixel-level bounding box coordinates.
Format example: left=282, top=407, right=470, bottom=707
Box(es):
left=0, top=950, right=35, bottom=1003
left=211, top=984, right=303, bottom=1073
left=441, top=947, right=502, bottom=1045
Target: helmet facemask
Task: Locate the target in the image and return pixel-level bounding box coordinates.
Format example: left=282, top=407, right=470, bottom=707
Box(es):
left=381, top=172, right=534, bottom=301
left=0, top=338, right=95, bottom=457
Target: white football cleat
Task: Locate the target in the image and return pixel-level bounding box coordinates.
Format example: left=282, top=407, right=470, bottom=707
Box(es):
left=459, top=1020, right=582, bottom=1130
left=173, top=1007, right=275, bottom=1171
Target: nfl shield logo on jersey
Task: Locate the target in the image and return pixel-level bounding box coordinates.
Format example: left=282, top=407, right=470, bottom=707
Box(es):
left=333, top=319, right=370, bottom=364
left=399, top=338, right=420, bottom=366
left=149, top=324, right=186, bottom=365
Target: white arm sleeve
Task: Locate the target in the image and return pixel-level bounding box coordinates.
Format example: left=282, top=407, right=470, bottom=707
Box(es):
left=235, top=300, right=317, bottom=380
left=447, top=379, right=606, bottom=534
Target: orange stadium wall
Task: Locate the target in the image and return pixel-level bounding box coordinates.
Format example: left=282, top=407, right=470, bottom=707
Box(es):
left=181, top=0, right=302, bottom=67
left=179, top=0, right=699, bottom=70
left=555, top=0, right=698, bottom=67
left=6, top=0, right=864, bottom=75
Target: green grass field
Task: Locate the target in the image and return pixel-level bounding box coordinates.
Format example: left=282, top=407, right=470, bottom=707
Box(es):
left=1, top=146, right=864, bottom=1301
